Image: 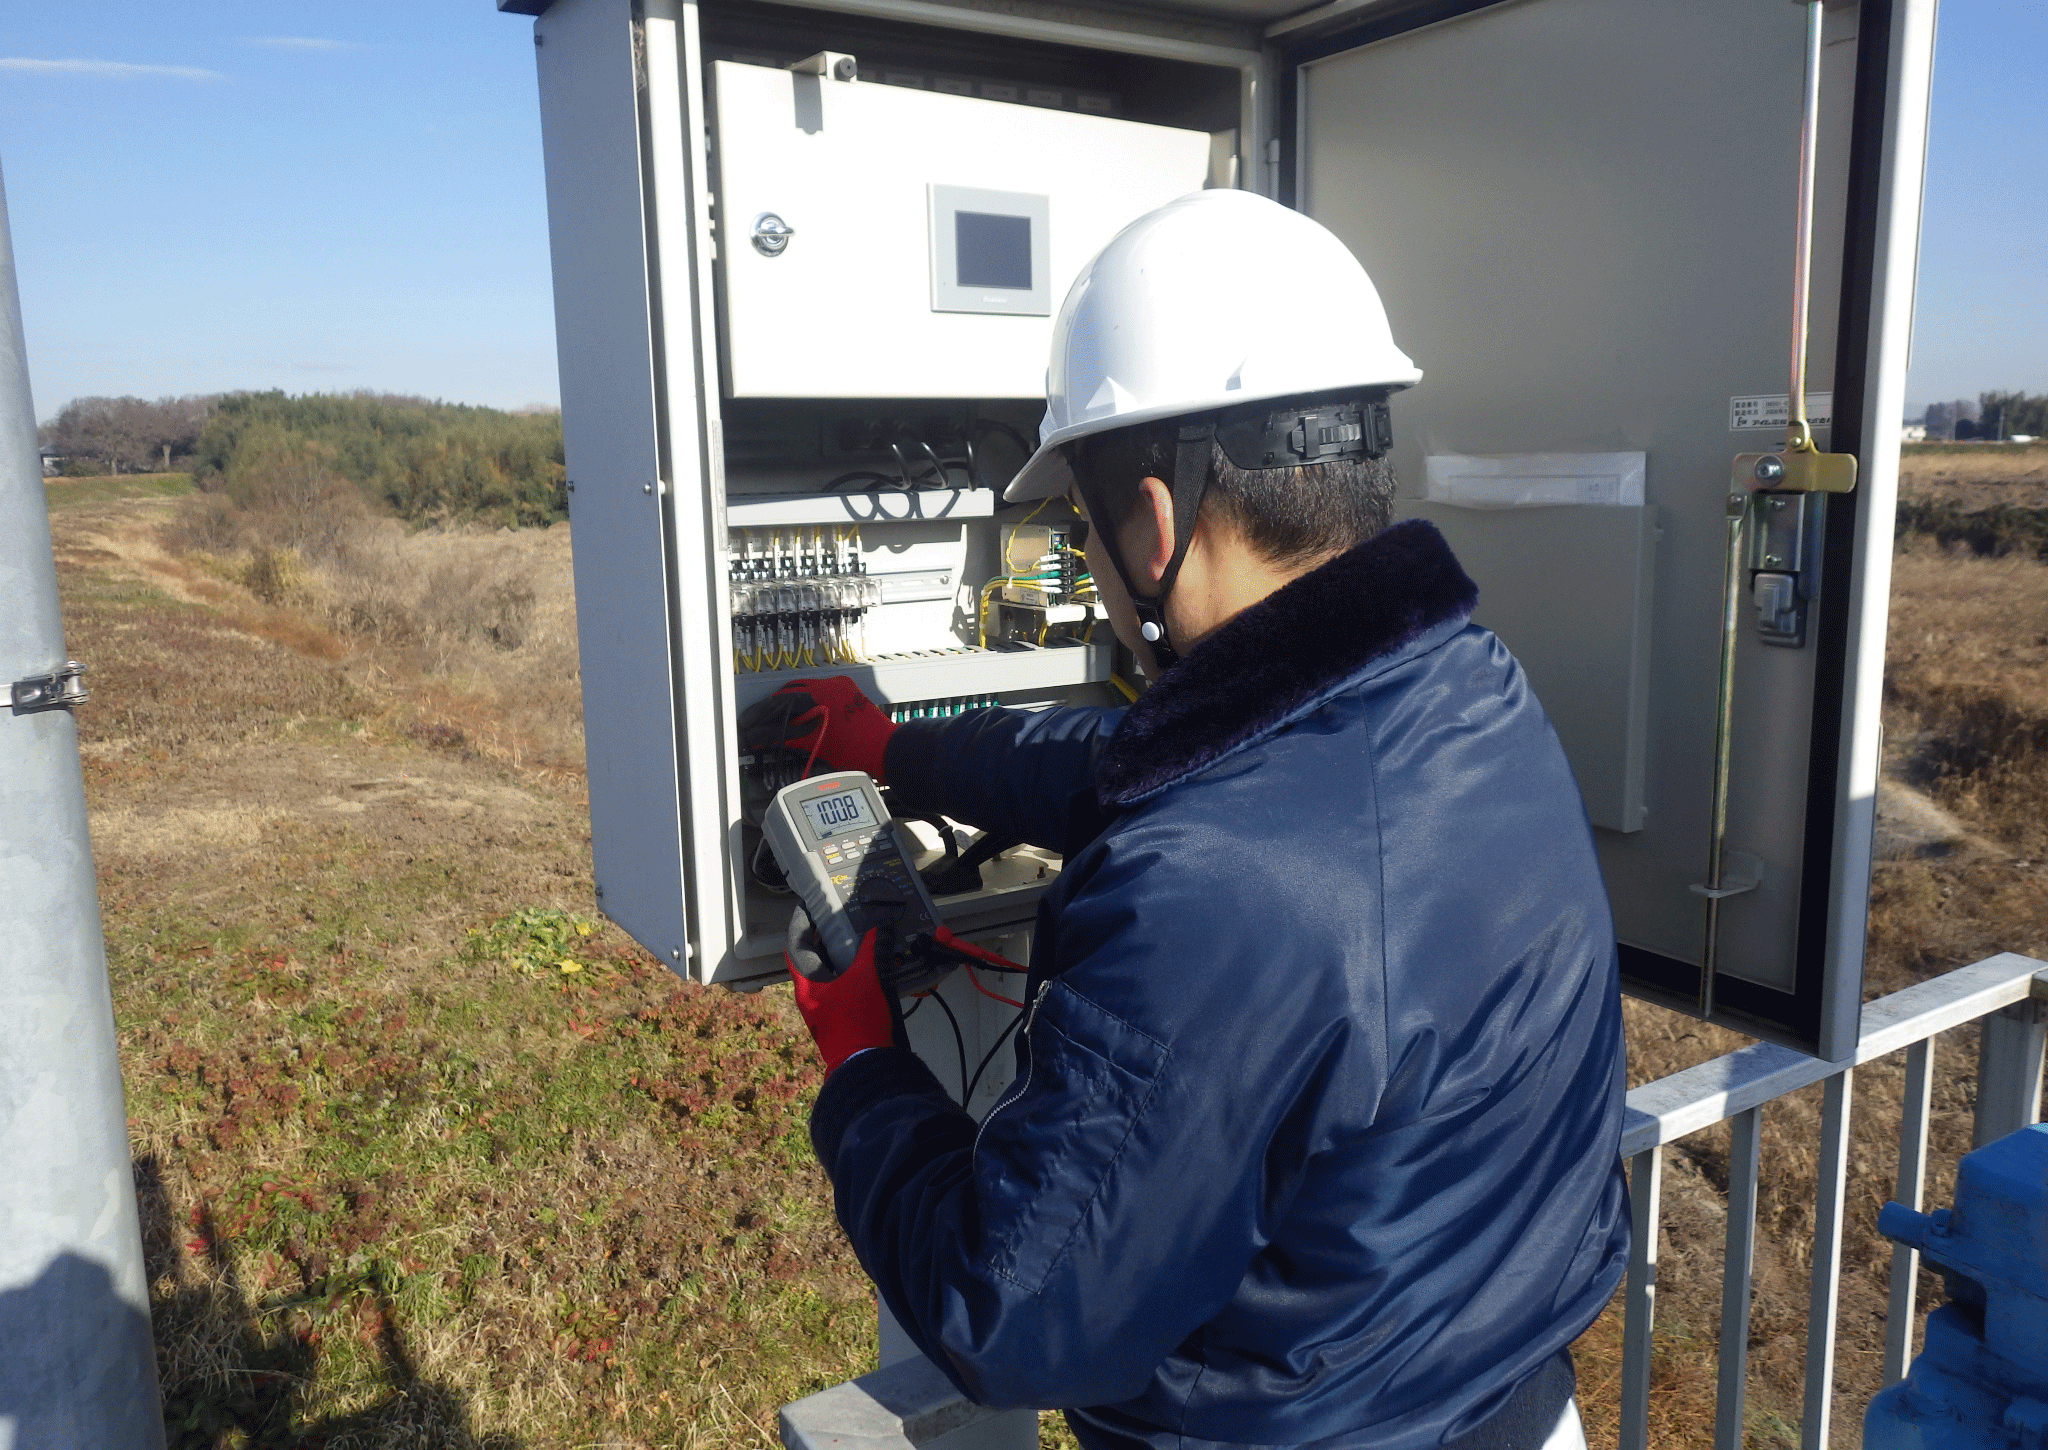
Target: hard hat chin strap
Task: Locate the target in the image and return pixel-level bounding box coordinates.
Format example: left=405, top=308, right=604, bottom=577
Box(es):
left=1074, top=397, right=1388, bottom=674
left=1078, top=420, right=1214, bottom=674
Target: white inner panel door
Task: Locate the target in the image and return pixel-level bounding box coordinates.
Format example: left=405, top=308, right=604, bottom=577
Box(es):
left=712, top=60, right=1213, bottom=400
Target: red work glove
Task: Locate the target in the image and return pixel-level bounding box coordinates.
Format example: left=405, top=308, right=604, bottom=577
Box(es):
left=788, top=926, right=897, bottom=1074
left=739, top=677, right=896, bottom=783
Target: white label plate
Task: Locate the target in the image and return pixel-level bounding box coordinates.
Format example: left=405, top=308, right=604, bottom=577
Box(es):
left=1424, top=451, right=1646, bottom=508
left=1730, top=392, right=1833, bottom=430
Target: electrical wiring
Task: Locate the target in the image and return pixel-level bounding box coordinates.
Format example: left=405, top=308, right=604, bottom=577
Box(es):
left=1002, top=496, right=1052, bottom=572
left=827, top=456, right=969, bottom=495
left=800, top=710, right=829, bottom=779
left=972, top=417, right=1035, bottom=463
left=962, top=1008, right=1023, bottom=1106
left=932, top=927, right=1028, bottom=973
left=749, top=834, right=792, bottom=892
left=929, top=990, right=969, bottom=1105
left=964, top=964, right=1025, bottom=1009
left=886, top=441, right=918, bottom=491
left=825, top=470, right=900, bottom=492
left=976, top=575, right=1054, bottom=647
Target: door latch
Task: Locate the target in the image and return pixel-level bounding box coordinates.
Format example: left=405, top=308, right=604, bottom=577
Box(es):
left=11, top=660, right=89, bottom=714
left=751, top=213, right=794, bottom=257
left=1744, top=490, right=1823, bottom=648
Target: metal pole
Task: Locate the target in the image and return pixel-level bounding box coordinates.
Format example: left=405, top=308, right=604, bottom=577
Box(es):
left=1786, top=0, right=1824, bottom=444
left=1800, top=1068, right=1854, bottom=1450
left=0, top=161, right=165, bottom=1448
left=1712, top=1106, right=1761, bottom=1450
left=1883, top=1036, right=1935, bottom=1383
left=1972, top=998, right=2046, bottom=1148
left=1618, top=1145, right=1662, bottom=1450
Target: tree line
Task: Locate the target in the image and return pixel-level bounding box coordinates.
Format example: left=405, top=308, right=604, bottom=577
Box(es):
left=40, top=390, right=566, bottom=528
left=39, top=394, right=215, bottom=475
left=1920, top=391, right=2048, bottom=441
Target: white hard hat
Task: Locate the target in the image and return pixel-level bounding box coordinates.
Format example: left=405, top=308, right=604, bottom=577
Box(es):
left=1004, top=189, right=1421, bottom=502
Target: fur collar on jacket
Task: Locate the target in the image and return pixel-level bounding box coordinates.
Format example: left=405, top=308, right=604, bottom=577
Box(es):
left=1096, top=518, right=1478, bottom=808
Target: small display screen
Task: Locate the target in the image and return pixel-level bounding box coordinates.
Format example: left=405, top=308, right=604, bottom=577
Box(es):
left=800, top=789, right=878, bottom=841
left=955, top=211, right=1032, bottom=290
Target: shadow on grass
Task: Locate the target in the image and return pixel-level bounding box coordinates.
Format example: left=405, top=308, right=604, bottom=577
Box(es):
left=138, top=1157, right=518, bottom=1450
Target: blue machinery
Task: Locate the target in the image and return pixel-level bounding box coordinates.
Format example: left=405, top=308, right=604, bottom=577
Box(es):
left=1865, top=1123, right=2048, bottom=1449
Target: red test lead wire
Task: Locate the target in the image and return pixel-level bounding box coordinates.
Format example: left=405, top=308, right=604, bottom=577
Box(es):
left=930, top=925, right=1028, bottom=973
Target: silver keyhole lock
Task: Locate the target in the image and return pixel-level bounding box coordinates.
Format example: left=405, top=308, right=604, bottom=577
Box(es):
left=751, top=213, right=794, bottom=257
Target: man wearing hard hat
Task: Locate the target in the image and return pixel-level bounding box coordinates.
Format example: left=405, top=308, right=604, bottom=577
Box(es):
left=755, top=190, right=1628, bottom=1450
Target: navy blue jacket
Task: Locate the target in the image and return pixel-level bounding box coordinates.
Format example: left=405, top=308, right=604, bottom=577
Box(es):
left=810, top=521, right=1630, bottom=1449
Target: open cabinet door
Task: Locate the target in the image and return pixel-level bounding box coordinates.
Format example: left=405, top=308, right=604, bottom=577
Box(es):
left=1289, top=0, right=1935, bottom=1058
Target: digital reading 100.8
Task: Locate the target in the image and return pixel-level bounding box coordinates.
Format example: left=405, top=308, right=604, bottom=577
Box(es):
left=800, top=789, right=878, bottom=839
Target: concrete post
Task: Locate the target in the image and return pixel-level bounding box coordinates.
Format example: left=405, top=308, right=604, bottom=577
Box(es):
left=0, top=162, right=165, bottom=1448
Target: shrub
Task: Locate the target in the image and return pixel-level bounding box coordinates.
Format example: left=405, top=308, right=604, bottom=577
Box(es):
left=1895, top=499, right=2048, bottom=560
left=193, top=392, right=565, bottom=529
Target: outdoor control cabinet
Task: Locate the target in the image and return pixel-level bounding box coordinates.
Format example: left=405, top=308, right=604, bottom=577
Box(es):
left=510, top=0, right=1937, bottom=1063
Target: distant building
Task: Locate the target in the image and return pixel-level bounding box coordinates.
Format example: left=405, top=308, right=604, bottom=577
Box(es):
left=1901, top=424, right=1926, bottom=442
left=39, top=449, right=64, bottom=476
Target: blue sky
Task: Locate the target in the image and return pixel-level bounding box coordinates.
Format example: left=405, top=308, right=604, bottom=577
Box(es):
left=1, top=3, right=556, bottom=415
left=0, top=2, right=2039, bottom=419
left=1906, top=2, right=2047, bottom=413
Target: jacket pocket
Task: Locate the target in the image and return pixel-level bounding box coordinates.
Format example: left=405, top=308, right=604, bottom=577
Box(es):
left=975, top=983, right=1171, bottom=1294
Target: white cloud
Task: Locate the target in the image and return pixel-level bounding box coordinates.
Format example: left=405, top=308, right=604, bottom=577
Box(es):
left=241, top=37, right=362, bottom=52
left=0, top=57, right=224, bottom=81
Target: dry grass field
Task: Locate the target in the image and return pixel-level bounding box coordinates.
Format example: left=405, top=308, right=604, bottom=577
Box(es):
left=48, top=476, right=870, bottom=1449
left=39, top=445, right=2048, bottom=1447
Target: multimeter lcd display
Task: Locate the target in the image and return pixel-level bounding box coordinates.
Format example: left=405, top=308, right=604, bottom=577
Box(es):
left=800, top=789, right=878, bottom=841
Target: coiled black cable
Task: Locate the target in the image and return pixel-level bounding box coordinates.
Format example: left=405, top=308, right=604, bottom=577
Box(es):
left=825, top=469, right=901, bottom=492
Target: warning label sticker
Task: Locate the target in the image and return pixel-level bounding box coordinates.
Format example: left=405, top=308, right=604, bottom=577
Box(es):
left=1731, top=393, right=1833, bottom=430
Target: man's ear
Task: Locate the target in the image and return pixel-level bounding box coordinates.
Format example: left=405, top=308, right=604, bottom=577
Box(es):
left=1132, top=475, right=1177, bottom=589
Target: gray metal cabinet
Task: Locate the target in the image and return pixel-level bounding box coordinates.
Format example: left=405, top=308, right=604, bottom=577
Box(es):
left=512, top=0, right=1937, bottom=1060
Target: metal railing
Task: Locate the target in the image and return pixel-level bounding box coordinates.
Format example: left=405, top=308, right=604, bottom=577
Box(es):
left=1618, top=951, right=2047, bottom=1450
left=782, top=953, right=2048, bottom=1450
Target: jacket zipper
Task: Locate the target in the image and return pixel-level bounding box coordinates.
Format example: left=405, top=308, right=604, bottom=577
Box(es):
left=972, top=979, right=1051, bottom=1160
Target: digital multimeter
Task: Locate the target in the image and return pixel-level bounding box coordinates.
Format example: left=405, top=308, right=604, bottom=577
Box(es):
left=761, top=771, right=948, bottom=991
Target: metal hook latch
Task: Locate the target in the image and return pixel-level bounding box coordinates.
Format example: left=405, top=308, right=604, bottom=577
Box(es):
left=11, top=660, right=89, bottom=714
